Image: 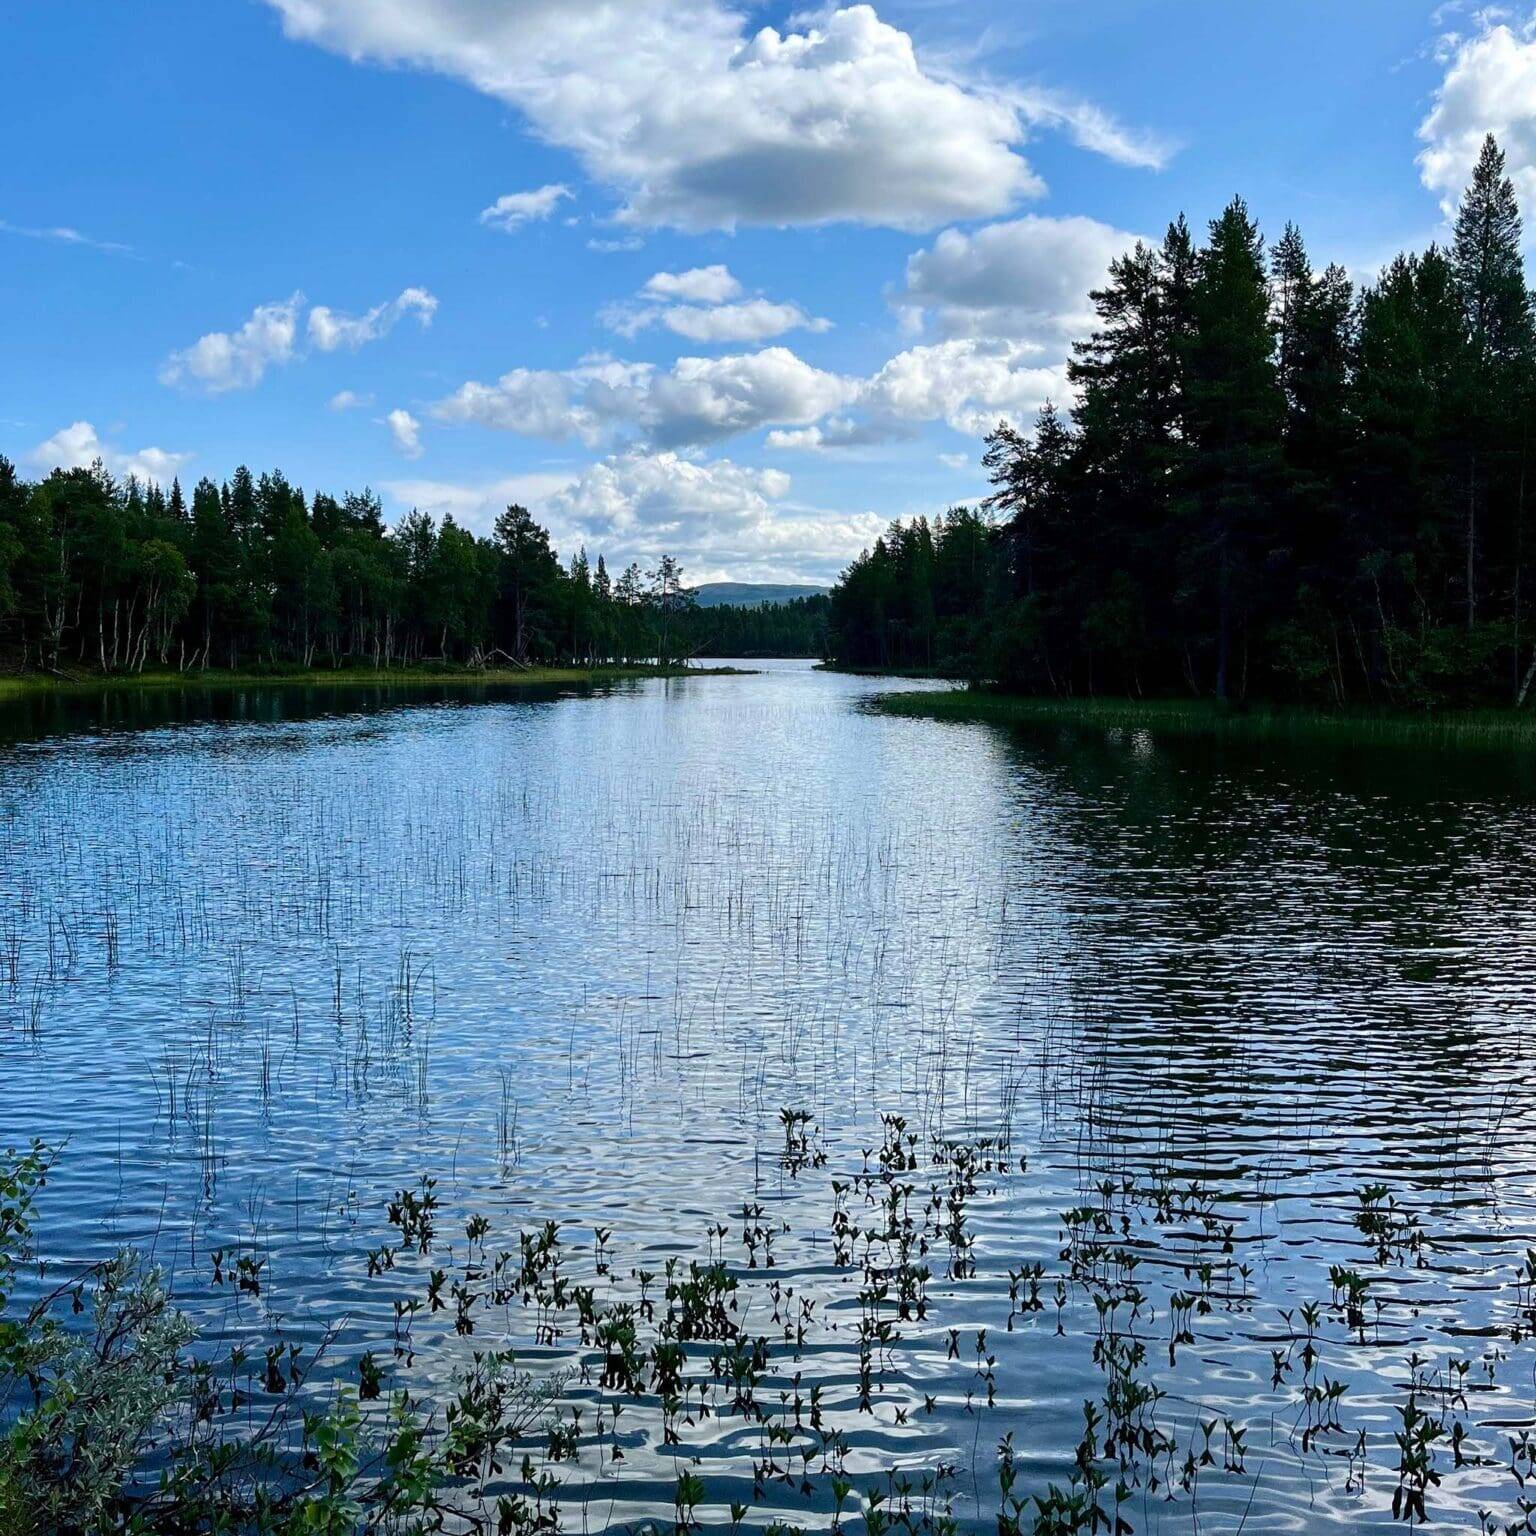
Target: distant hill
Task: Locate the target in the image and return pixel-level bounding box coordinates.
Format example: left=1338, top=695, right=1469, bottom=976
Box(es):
left=690, top=582, right=830, bottom=609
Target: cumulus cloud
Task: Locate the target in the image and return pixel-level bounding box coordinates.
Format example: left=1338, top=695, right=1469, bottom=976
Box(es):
left=541, top=450, right=881, bottom=581
left=642, top=265, right=742, bottom=303
left=432, top=346, right=856, bottom=449
left=329, top=388, right=373, bottom=410
left=433, top=331, right=1065, bottom=451
left=765, top=417, right=914, bottom=453
left=160, top=293, right=303, bottom=393
left=163, top=288, right=437, bottom=392
left=382, top=470, right=579, bottom=535
left=661, top=299, right=832, bottom=343
left=432, top=367, right=603, bottom=444
left=262, top=1, right=1158, bottom=231
left=387, top=451, right=878, bottom=582
left=386, top=407, right=424, bottom=458
left=30, top=420, right=191, bottom=486
left=860, top=338, right=1068, bottom=436
left=1419, top=15, right=1536, bottom=223
left=604, top=265, right=832, bottom=342
left=604, top=296, right=832, bottom=343
left=479, top=183, right=573, bottom=230
left=308, top=286, right=438, bottom=350
left=546, top=450, right=787, bottom=538
left=898, top=214, right=1138, bottom=342
left=638, top=349, right=855, bottom=445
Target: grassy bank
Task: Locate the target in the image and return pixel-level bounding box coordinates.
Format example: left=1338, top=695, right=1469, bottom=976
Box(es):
left=0, top=661, right=746, bottom=705
left=874, top=687, right=1536, bottom=749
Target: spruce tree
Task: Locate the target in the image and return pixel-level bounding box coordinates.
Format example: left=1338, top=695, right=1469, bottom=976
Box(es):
left=1454, top=134, right=1533, bottom=370
left=1452, top=135, right=1534, bottom=629
left=1271, top=222, right=1312, bottom=422
left=1188, top=198, right=1284, bottom=698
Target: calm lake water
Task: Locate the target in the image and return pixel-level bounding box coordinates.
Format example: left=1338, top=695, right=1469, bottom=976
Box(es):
left=5, top=659, right=1536, bottom=1532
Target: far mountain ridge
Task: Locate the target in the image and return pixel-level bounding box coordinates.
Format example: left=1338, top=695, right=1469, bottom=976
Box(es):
left=689, top=582, right=829, bottom=609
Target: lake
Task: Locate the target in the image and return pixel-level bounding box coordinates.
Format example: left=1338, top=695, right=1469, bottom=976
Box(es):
left=4, top=659, right=1536, bottom=1533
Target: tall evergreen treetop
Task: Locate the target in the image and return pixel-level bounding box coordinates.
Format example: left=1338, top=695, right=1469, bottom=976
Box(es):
left=1453, top=133, right=1533, bottom=370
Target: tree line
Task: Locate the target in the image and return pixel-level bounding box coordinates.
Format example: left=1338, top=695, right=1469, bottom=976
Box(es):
left=686, top=595, right=828, bottom=657
left=831, top=135, right=1536, bottom=708
left=0, top=454, right=792, bottom=673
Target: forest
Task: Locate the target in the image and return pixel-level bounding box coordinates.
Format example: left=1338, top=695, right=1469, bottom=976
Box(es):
left=830, top=135, right=1536, bottom=708
left=684, top=593, right=827, bottom=656
left=10, top=135, right=1533, bottom=703
left=0, top=456, right=824, bottom=674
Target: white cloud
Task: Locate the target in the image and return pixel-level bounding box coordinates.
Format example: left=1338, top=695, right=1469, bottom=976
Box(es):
left=385, top=451, right=881, bottom=582
left=432, top=346, right=856, bottom=449
left=382, top=471, right=579, bottom=536
left=160, top=293, right=302, bottom=393
left=386, top=407, right=424, bottom=458
left=0, top=219, right=135, bottom=256
left=542, top=449, right=879, bottom=581
left=604, top=265, right=832, bottom=342
left=605, top=295, right=833, bottom=343
left=479, top=183, right=573, bottom=230
left=1012, top=89, right=1172, bottom=172
left=308, top=286, right=438, bottom=350
left=329, top=388, right=373, bottom=410
left=30, top=420, right=192, bottom=486
left=432, top=367, right=603, bottom=444
left=163, top=289, right=436, bottom=393
left=432, top=332, right=1065, bottom=451
left=546, top=450, right=787, bottom=539
left=263, top=1, right=1156, bottom=231
left=642, top=265, right=742, bottom=303
left=1419, top=15, right=1536, bottom=224
left=640, top=349, right=855, bottom=445
left=898, top=214, right=1139, bottom=341
left=765, top=416, right=913, bottom=452
left=860, top=337, right=1068, bottom=435
left=660, top=299, right=833, bottom=343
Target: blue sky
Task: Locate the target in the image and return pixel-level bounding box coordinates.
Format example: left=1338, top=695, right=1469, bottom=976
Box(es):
left=2, top=0, right=1529, bottom=582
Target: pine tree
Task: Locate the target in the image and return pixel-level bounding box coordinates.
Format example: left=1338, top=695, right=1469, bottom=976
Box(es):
left=1189, top=198, right=1284, bottom=699
left=1452, top=134, right=1534, bottom=630
left=493, top=503, right=561, bottom=662
left=1271, top=222, right=1312, bottom=421
left=1454, top=135, right=1533, bottom=371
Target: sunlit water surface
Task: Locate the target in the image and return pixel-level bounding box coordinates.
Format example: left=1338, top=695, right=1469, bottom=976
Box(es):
left=5, top=660, right=1536, bottom=1533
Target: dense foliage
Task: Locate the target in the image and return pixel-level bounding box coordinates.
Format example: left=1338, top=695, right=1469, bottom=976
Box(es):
left=0, top=1143, right=570, bottom=1534
left=831, top=136, right=1536, bottom=707
left=0, top=464, right=709, bottom=673
left=676, top=594, right=827, bottom=657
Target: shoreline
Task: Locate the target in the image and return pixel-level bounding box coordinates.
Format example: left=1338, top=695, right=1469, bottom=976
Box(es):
left=814, top=661, right=969, bottom=680
left=872, top=686, right=1536, bottom=749
left=0, top=661, right=750, bottom=705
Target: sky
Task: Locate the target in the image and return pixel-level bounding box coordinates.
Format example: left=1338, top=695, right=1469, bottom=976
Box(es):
left=3, top=0, right=1533, bottom=584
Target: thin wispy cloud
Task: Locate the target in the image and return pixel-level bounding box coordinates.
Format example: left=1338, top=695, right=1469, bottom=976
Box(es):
left=0, top=219, right=136, bottom=257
